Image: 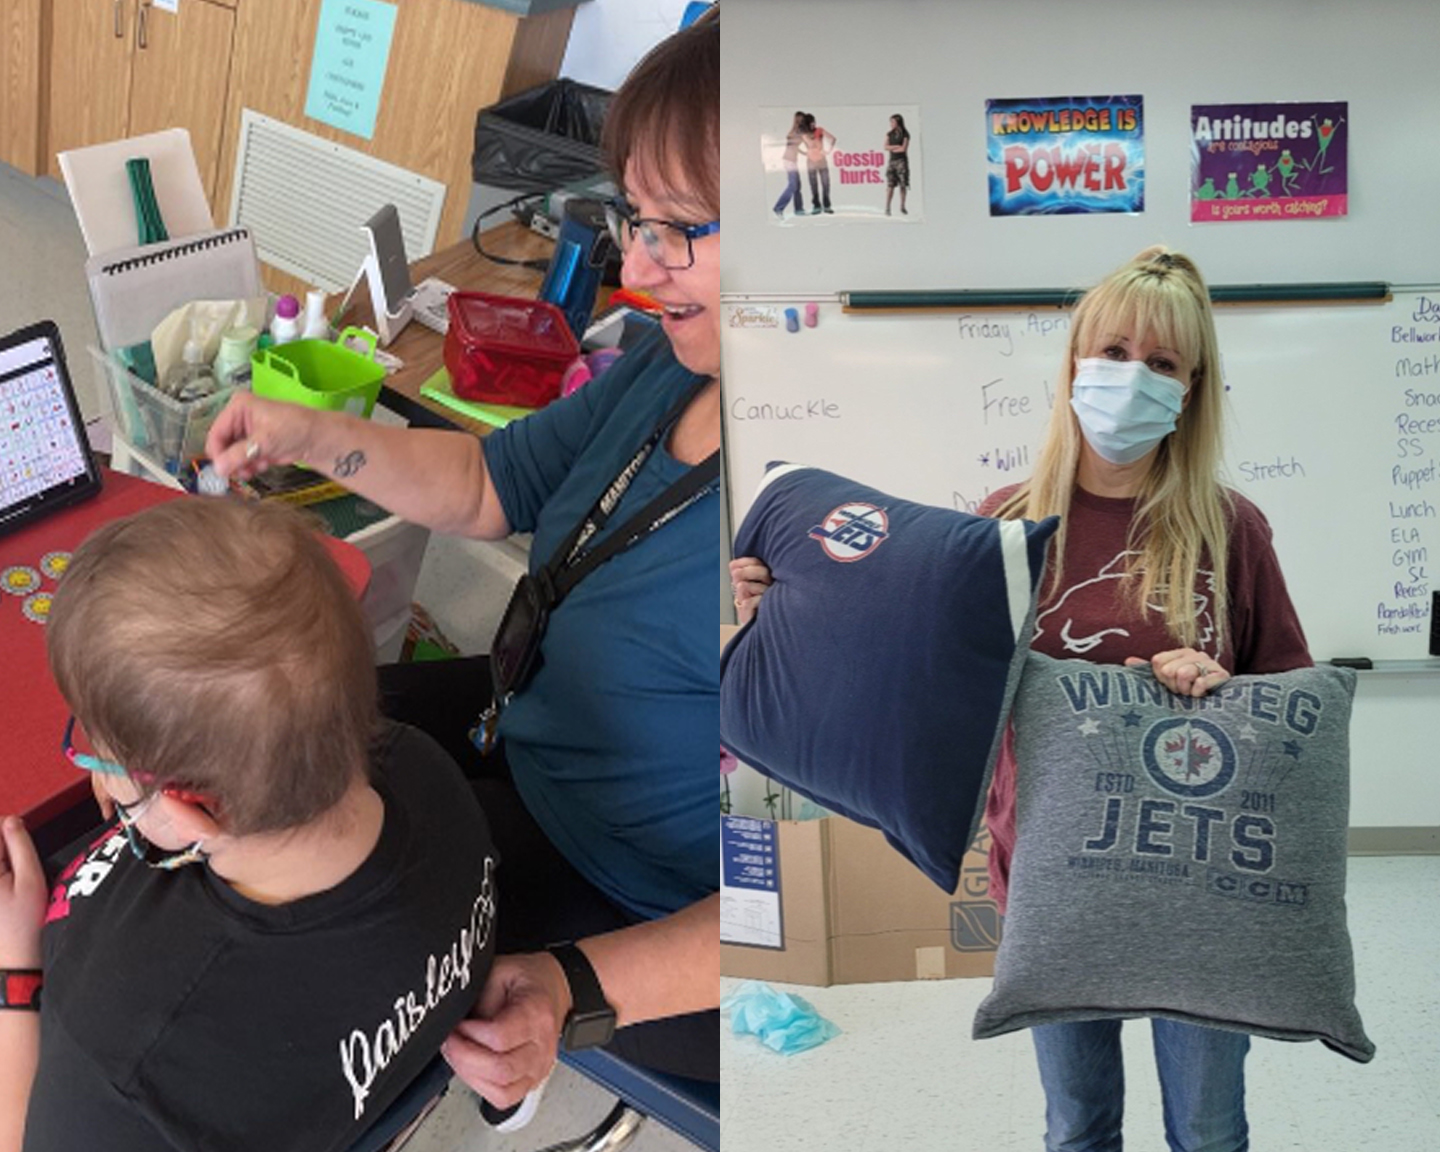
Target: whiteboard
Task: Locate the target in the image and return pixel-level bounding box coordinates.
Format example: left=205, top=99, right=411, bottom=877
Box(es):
left=720, top=0, right=1440, bottom=292
left=722, top=292, right=1440, bottom=664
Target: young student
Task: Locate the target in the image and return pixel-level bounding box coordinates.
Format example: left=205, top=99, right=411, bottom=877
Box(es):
left=0, top=498, right=497, bottom=1152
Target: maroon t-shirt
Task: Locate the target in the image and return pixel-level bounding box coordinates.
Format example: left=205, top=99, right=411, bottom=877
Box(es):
left=980, top=483, right=1313, bottom=911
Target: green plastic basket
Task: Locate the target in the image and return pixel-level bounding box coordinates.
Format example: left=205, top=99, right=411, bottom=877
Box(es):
left=251, top=327, right=385, bottom=418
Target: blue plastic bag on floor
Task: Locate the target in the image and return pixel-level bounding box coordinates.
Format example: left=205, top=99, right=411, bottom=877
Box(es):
left=721, top=981, right=840, bottom=1054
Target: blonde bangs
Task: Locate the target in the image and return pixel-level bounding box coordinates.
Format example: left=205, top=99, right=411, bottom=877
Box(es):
left=1075, top=270, right=1209, bottom=382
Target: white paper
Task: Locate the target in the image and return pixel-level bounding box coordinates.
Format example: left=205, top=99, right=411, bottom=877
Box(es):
left=720, top=815, right=783, bottom=949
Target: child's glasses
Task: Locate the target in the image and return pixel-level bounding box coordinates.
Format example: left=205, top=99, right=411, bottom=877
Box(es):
left=60, top=715, right=210, bottom=869
left=61, top=715, right=128, bottom=777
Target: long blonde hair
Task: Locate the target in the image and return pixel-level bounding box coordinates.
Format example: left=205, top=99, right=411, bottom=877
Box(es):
left=993, top=246, right=1233, bottom=651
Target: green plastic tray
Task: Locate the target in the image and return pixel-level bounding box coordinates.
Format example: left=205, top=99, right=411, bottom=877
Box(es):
left=251, top=327, right=384, bottom=418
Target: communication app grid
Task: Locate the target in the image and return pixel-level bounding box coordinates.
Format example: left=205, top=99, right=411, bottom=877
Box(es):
left=1, top=344, right=85, bottom=508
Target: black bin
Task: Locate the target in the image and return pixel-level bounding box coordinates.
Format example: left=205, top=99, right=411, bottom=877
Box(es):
left=472, top=79, right=613, bottom=192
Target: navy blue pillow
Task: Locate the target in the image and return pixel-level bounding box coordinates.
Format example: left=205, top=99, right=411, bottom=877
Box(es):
left=720, top=463, right=1058, bottom=892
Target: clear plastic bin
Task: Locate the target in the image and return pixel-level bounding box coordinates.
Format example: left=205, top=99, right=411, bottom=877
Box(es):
left=88, top=345, right=234, bottom=474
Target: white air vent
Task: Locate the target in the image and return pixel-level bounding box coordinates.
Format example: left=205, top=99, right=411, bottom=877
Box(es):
left=228, top=110, right=447, bottom=292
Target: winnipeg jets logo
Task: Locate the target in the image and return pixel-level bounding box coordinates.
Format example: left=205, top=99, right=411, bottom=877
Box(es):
left=1141, top=717, right=1236, bottom=799
left=808, top=503, right=890, bottom=562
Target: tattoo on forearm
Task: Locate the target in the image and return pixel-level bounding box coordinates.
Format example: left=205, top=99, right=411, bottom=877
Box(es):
left=334, top=449, right=367, bottom=478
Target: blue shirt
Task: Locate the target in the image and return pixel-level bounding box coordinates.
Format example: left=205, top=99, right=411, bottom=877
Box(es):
left=483, top=332, right=719, bottom=920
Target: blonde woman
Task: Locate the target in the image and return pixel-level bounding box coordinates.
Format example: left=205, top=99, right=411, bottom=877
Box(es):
left=729, top=248, right=1312, bottom=1150
left=980, top=247, right=1310, bottom=1152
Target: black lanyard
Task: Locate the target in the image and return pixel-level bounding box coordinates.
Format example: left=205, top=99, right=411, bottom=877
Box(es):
left=478, top=376, right=719, bottom=740
left=539, top=376, right=719, bottom=609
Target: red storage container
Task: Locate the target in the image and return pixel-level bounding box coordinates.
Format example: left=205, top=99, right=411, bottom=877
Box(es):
left=444, top=291, right=580, bottom=408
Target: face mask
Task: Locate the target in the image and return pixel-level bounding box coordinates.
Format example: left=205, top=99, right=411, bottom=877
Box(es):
left=1069, top=358, right=1186, bottom=466
left=114, top=793, right=209, bottom=871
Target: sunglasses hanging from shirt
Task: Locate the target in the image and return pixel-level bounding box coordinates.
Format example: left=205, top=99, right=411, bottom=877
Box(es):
left=477, top=378, right=719, bottom=754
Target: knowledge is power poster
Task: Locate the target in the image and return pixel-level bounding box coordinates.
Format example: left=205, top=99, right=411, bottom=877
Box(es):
left=986, top=95, right=1144, bottom=216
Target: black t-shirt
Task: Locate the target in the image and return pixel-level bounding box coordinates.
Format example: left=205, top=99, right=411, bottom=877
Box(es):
left=26, top=723, right=497, bottom=1152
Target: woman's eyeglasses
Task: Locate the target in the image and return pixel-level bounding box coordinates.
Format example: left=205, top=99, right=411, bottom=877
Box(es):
left=604, top=197, right=719, bottom=271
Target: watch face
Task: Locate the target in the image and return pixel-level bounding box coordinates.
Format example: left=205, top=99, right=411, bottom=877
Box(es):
left=564, top=1008, right=618, bottom=1051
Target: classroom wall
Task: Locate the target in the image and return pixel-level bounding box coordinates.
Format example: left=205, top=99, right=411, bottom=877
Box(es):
left=560, top=0, right=693, bottom=91
left=717, top=0, right=1440, bottom=833
left=720, top=0, right=1440, bottom=292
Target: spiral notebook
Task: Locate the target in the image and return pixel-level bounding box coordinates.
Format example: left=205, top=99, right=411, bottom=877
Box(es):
left=85, top=227, right=264, bottom=351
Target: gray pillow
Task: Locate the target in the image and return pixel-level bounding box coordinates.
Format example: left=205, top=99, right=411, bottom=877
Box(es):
left=973, top=653, right=1374, bottom=1062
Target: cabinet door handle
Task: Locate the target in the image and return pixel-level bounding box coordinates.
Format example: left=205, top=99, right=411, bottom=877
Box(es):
left=114, top=0, right=124, bottom=38
left=137, top=1, right=149, bottom=49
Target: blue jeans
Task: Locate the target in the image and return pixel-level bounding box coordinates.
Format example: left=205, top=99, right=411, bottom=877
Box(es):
left=773, top=163, right=803, bottom=214
left=1032, top=1019, right=1250, bottom=1152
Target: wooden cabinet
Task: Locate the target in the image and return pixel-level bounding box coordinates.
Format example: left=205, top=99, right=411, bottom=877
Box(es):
left=47, top=0, right=236, bottom=203
left=47, top=0, right=135, bottom=168
left=0, top=0, right=48, bottom=173
left=126, top=0, right=235, bottom=196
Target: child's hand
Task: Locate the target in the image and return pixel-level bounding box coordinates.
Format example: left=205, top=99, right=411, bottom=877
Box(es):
left=0, top=817, right=47, bottom=968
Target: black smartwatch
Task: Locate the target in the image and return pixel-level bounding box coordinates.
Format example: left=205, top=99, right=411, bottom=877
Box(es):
left=545, top=942, right=616, bottom=1051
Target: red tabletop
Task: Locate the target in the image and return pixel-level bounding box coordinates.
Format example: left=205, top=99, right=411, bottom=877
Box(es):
left=0, top=468, right=370, bottom=830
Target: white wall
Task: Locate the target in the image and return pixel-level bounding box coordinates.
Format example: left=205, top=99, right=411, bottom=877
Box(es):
left=717, top=0, right=1440, bottom=831
left=721, top=0, right=1440, bottom=292
left=559, top=0, right=694, bottom=91
left=462, top=0, right=695, bottom=239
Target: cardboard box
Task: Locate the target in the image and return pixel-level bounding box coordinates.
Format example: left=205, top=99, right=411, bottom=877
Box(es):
left=721, top=815, right=1000, bottom=986
left=721, top=626, right=1003, bottom=986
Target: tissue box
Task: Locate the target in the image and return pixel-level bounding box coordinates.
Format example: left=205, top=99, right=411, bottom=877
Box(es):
left=721, top=626, right=1001, bottom=987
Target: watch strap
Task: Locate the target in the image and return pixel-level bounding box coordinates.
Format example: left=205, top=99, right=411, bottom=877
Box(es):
left=0, top=969, right=42, bottom=1011
left=545, top=942, right=616, bottom=1050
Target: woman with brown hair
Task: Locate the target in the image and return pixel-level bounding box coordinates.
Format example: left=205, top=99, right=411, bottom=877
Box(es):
left=207, top=7, right=722, bottom=1114
left=884, top=112, right=911, bottom=215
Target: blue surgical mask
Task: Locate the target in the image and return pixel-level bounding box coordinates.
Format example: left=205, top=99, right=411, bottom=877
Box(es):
left=1069, top=358, right=1186, bottom=466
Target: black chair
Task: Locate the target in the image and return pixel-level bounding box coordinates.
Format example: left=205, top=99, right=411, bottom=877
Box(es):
left=545, top=1047, right=719, bottom=1152
left=347, top=1056, right=455, bottom=1152
left=349, top=1047, right=719, bottom=1152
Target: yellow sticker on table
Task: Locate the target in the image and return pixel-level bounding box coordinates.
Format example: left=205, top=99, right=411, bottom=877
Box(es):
left=2, top=567, right=41, bottom=596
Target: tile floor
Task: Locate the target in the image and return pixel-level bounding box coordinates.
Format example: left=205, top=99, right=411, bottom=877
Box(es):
left=722, top=855, right=1440, bottom=1151
left=0, top=158, right=696, bottom=1152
